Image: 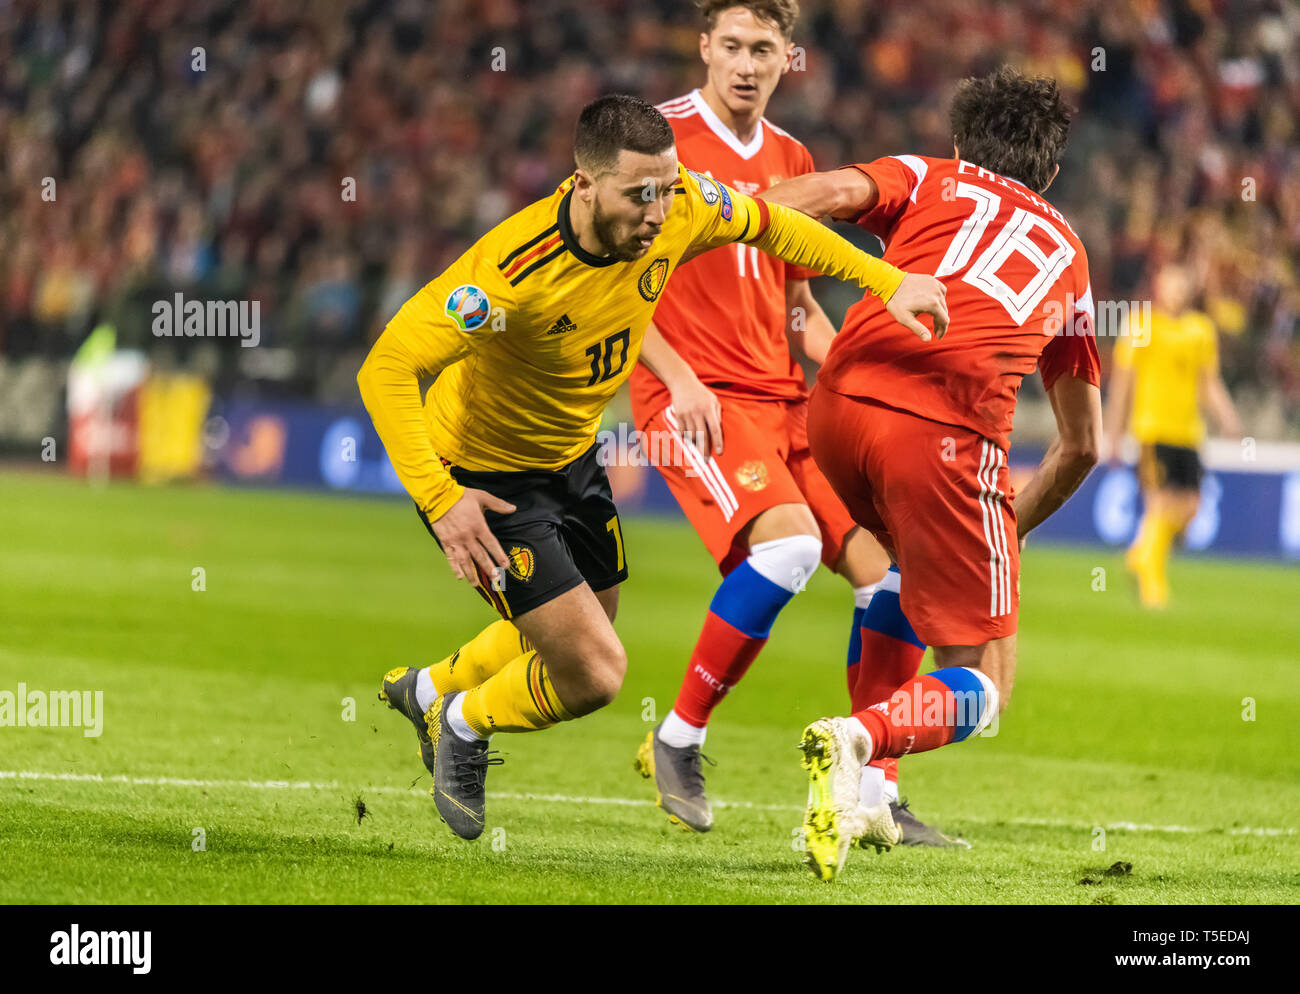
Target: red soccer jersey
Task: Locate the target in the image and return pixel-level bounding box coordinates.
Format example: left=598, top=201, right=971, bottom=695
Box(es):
left=819, top=155, right=1101, bottom=450
left=629, top=89, right=819, bottom=417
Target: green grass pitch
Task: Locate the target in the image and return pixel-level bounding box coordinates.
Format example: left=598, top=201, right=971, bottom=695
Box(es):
left=1, top=471, right=1297, bottom=904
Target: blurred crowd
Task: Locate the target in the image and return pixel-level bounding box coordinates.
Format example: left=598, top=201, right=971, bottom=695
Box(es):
left=2, top=0, right=1297, bottom=432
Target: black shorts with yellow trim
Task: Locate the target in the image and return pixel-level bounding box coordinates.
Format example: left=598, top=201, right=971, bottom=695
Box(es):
left=1139, top=442, right=1203, bottom=492
left=415, top=442, right=628, bottom=620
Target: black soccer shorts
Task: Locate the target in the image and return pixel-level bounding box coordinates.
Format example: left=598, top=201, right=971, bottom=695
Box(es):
left=1139, top=443, right=1203, bottom=493
left=415, top=442, right=628, bottom=619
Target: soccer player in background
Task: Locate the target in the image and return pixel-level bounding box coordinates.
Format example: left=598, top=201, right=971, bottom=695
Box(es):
left=1103, top=262, right=1242, bottom=607
left=630, top=0, right=958, bottom=846
left=357, top=94, right=947, bottom=842
left=762, top=67, right=1103, bottom=879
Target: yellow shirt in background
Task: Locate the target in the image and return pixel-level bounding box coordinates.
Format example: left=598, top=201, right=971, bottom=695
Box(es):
left=1115, top=308, right=1218, bottom=449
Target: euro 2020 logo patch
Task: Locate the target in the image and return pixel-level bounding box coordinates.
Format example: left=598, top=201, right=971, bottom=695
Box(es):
left=445, top=284, right=491, bottom=330
left=639, top=258, right=670, bottom=302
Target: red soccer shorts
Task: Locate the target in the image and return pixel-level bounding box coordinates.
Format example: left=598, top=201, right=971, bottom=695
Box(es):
left=638, top=394, right=858, bottom=575
left=807, top=385, right=1019, bottom=646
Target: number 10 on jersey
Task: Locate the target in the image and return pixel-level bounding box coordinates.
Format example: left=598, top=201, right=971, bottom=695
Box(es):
left=585, top=328, right=631, bottom=386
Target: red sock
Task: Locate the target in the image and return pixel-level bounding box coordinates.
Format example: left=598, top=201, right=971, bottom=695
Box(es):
left=851, top=629, right=926, bottom=711
left=851, top=627, right=925, bottom=779
left=854, top=668, right=995, bottom=759
left=672, top=612, right=766, bottom=727
left=854, top=675, right=957, bottom=760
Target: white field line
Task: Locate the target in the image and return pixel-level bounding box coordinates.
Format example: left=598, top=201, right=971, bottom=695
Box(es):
left=1, top=768, right=1293, bottom=838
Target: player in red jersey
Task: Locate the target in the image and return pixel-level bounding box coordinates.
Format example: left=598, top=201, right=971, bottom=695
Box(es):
left=630, top=0, right=959, bottom=846
left=764, top=67, right=1104, bottom=879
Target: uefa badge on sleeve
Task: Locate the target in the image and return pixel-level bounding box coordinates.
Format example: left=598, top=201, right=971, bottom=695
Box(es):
left=688, top=169, right=720, bottom=205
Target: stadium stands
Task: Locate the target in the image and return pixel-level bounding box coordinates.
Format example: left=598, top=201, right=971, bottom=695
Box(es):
left=1, top=0, right=1296, bottom=440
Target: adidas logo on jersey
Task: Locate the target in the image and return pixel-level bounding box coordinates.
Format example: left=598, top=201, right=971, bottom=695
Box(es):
left=546, top=314, right=577, bottom=336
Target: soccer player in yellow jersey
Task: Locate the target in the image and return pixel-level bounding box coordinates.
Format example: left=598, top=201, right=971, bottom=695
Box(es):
left=1104, top=263, right=1242, bottom=608
left=356, top=94, right=948, bottom=840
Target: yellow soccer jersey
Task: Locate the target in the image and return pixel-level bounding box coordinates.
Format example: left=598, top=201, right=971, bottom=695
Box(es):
left=359, top=164, right=905, bottom=519
left=1115, top=308, right=1218, bottom=448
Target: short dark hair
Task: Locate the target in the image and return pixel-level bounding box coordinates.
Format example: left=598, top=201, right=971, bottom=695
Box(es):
left=949, top=67, right=1072, bottom=193
left=695, top=0, right=800, bottom=38
left=574, top=95, right=675, bottom=177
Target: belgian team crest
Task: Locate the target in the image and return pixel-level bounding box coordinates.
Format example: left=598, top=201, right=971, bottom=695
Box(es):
left=735, top=460, right=770, bottom=492
left=507, top=545, right=536, bottom=583
left=444, top=284, right=491, bottom=330
left=639, top=258, right=670, bottom=302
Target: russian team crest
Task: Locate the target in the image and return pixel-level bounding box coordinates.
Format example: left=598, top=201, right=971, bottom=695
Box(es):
left=735, top=460, right=770, bottom=492
left=444, top=284, right=491, bottom=330
left=507, top=545, right=536, bottom=583
left=639, top=257, right=670, bottom=302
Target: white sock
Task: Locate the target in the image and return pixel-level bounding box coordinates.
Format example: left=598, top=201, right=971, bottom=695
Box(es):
left=747, top=534, right=823, bottom=591
left=845, top=715, right=874, bottom=765
left=447, top=692, right=485, bottom=743
left=658, top=708, right=707, bottom=748
left=859, top=763, right=886, bottom=809
left=853, top=583, right=879, bottom=610
left=415, top=667, right=438, bottom=713
left=882, top=778, right=900, bottom=804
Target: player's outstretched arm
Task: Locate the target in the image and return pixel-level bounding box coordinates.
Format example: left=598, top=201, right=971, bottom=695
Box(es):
left=682, top=167, right=945, bottom=340
left=763, top=167, right=878, bottom=221
left=1013, top=373, right=1102, bottom=537
left=746, top=200, right=949, bottom=340
left=764, top=166, right=948, bottom=341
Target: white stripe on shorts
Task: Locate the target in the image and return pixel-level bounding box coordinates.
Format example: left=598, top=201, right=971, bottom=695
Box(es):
left=977, top=441, right=1012, bottom=617
left=663, top=406, right=739, bottom=521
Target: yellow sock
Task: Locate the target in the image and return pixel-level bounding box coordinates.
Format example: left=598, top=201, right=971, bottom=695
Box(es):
left=1148, top=509, right=1180, bottom=587
left=1131, top=509, right=1177, bottom=607
left=458, top=651, right=575, bottom=736
left=429, top=620, right=533, bottom=695
left=1127, top=512, right=1158, bottom=570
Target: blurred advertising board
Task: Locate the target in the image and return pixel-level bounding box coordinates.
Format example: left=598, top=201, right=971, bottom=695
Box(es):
left=66, top=325, right=210, bottom=483
left=208, top=397, right=1300, bottom=561
left=1020, top=439, right=1300, bottom=561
